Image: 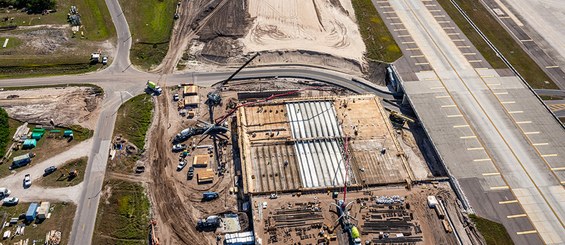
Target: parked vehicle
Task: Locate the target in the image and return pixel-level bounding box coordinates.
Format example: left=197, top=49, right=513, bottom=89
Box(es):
left=173, top=93, right=179, bottom=101
left=172, top=144, right=187, bottom=152
left=202, top=191, right=219, bottom=201
left=10, top=153, right=35, bottom=170
left=0, top=188, right=11, bottom=198
left=44, top=166, right=57, bottom=176
left=187, top=166, right=195, bottom=180
left=23, top=174, right=31, bottom=188
left=177, top=161, right=186, bottom=171
left=196, top=215, right=220, bottom=231
left=102, top=56, right=108, bottom=65
left=2, top=197, right=18, bottom=205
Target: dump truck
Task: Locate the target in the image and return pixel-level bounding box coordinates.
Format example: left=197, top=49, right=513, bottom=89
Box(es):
left=202, top=191, right=219, bottom=201
left=146, top=81, right=162, bottom=95
left=10, top=153, right=35, bottom=170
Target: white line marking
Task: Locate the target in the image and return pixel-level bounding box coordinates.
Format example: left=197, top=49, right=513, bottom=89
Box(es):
left=490, top=186, right=510, bottom=190
left=442, top=105, right=457, bottom=108
left=494, top=92, right=508, bottom=95
left=474, top=158, right=491, bottom=162
left=482, top=172, right=500, bottom=176
left=545, top=65, right=559, bottom=69
left=516, top=230, right=537, bottom=235
left=447, top=114, right=463, bottom=118
left=509, top=111, right=523, bottom=114
left=516, top=121, right=531, bottom=124
left=453, top=125, right=469, bottom=128
left=501, top=101, right=515, bottom=104
left=435, top=95, right=450, bottom=98
left=467, top=147, right=484, bottom=151
left=524, top=131, right=539, bottom=135
left=507, top=214, right=527, bottom=219
left=499, top=200, right=518, bottom=204
left=532, top=143, right=548, bottom=146
left=551, top=167, right=565, bottom=171
left=460, top=135, right=477, bottom=139
left=541, top=154, right=558, bottom=157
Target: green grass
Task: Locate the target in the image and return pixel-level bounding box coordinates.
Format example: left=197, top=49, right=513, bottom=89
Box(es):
left=351, top=0, right=402, bottom=62
left=0, top=36, right=21, bottom=48
left=0, top=108, right=9, bottom=158
left=0, top=202, right=76, bottom=245
left=35, top=157, right=87, bottom=187
left=114, top=94, right=154, bottom=149
left=118, top=0, right=177, bottom=69
left=437, top=0, right=557, bottom=89
left=0, top=83, right=104, bottom=95
left=0, top=53, right=104, bottom=78
left=470, top=214, right=514, bottom=245
left=93, top=180, right=150, bottom=244
left=0, top=119, right=93, bottom=178
left=0, top=0, right=114, bottom=40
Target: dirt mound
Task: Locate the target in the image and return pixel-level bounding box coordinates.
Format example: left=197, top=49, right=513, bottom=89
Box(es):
left=0, top=86, right=102, bottom=129
left=242, top=0, right=366, bottom=64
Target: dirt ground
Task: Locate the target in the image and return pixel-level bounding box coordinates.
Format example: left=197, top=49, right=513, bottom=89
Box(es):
left=0, top=25, right=113, bottom=61
left=144, top=86, right=239, bottom=244
left=242, top=0, right=366, bottom=65
left=252, top=184, right=471, bottom=245
left=0, top=86, right=102, bottom=130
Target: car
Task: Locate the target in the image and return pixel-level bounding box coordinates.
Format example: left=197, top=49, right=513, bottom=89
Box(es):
left=102, top=56, right=108, bottom=65
left=174, top=13, right=180, bottom=20
left=262, top=201, right=268, bottom=209
left=2, top=197, right=18, bottom=206
left=173, top=93, right=179, bottom=101
left=172, top=144, right=187, bottom=152
left=23, top=174, right=31, bottom=188
left=177, top=161, right=186, bottom=171
left=44, top=166, right=57, bottom=176
left=0, top=188, right=11, bottom=199
left=187, top=166, right=195, bottom=180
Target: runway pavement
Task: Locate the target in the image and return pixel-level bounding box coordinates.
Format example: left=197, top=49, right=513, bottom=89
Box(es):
left=376, top=0, right=565, bottom=244
left=491, top=0, right=565, bottom=89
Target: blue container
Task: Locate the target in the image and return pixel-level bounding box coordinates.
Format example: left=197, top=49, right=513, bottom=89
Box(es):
left=25, top=202, right=39, bottom=222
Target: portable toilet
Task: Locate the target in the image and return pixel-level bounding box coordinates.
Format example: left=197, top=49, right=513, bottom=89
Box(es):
left=22, top=139, right=37, bottom=149
left=25, top=202, right=39, bottom=222
left=63, top=130, right=73, bottom=137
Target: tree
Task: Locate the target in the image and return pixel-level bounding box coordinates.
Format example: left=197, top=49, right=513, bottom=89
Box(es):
left=26, top=0, right=56, bottom=13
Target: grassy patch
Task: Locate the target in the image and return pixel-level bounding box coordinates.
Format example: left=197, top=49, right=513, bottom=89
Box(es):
left=0, top=120, right=93, bottom=178
left=469, top=214, right=513, bottom=245
left=92, top=180, right=150, bottom=244
left=540, top=95, right=564, bottom=101
left=0, top=0, right=114, bottom=40
left=0, top=36, right=21, bottom=48
left=351, top=0, right=402, bottom=62
left=437, top=0, right=557, bottom=89
left=114, top=94, right=154, bottom=149
left=118, top=0, right=177, bottom=69
left=35, top=157, right=87, bottom=187
left=0, top=202, right=76, bottom=245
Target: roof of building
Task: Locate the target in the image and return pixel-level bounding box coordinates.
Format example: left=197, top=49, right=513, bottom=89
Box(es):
left=183, top=85, right=199, bottom=95
left=184, top=95, right=199, bottom=106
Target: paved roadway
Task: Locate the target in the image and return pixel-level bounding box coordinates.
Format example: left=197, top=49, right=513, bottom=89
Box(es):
left=374, top=0, right=565, bottom=244
left=0, top=0, right=391, bottom=242
left=493, top=0, right=565, bottom=88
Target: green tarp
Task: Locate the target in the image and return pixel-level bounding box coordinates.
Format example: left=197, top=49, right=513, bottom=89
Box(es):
left=22, top=139, right=36, bottom=149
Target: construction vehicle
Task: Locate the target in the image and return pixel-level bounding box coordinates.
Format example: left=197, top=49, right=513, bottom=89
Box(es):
left=173, top=122, right=228, bottom=143
left=196, top=215, right=220, bottom=231
left=202, top=191, right=219, bottom=201
left=146, top=81, right=162, bottom=95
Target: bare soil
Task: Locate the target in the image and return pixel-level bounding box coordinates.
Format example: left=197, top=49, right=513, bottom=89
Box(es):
left=0, top=86, right=102, bottom=130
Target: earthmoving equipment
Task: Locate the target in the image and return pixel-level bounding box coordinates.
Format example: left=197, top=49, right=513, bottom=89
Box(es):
left=146, top=80, right=163, bottom=95
left=205, top=53, right=259, bottom=109
left=196, top=215, right=220, bottom=231
left=202, top=191, right=219, bottom=201
left=384, top=107, right=416, bottom=125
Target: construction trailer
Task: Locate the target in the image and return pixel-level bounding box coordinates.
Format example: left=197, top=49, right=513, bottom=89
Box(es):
left=22, top=139, right=37, bottom=149
left=183, top=95, right=199, bottom=108
left=197, top=169, right=214, bottom=184
left=224, top=231, right=255, bottom=245
left=192, top=154, right=210, bottom=168
left=36, top=201, right=51, bottom=220
left=11, top=152, right=34, bottom=169
left=25, top=202, right=39, bottom=222
left=183, top=85, right=199, bottom=96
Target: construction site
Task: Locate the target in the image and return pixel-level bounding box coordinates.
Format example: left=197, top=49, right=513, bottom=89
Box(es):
left=141, top=55, right=481, bottom=244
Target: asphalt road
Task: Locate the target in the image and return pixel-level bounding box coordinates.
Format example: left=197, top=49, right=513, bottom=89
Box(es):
left=385, top=0, right=565, bottom=243
left=0, top=1, right=391, bottom=243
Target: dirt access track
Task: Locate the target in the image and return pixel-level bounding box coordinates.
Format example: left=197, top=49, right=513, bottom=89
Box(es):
left=242, top=0, right=366, bottom=64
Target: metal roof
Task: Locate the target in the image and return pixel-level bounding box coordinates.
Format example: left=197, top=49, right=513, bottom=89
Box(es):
left=286, top=101, right=347, bottom=189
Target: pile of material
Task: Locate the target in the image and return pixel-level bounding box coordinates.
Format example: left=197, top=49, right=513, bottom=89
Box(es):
left=45, top=230, right=62, bottom=245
